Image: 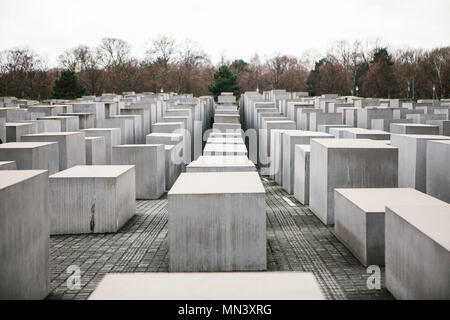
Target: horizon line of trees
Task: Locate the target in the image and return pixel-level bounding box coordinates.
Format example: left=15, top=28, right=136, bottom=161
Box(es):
left=0, top=36, right=449, bottom=100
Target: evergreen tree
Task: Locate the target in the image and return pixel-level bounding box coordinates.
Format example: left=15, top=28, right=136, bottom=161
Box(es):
left=50, top=70, right=86, bottom=99
left=208, top=65, right=240, bottom=101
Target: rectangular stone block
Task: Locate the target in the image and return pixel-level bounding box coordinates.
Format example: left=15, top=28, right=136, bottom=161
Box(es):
left=85, top=137, right=106, bottom=165
left=391, top=134, right=450, bottom=192
left=168, top=172, right=266, bottom=272
left=0, top=117, right=5, bottom=143
left=426, top=140, right=450, bottom=202
left=112, top=144, right=165, bottom=199
left=187, top=155, right=255, bottom=172
left=334, top=188, right=433, bottom=266
left=5, top=122, right=37, bottom=142
left=0, top=170, right=49, bottom=299
left=203, top=143, right=248, bottom=156
left=83, top=128, right=121, bottom=165
left=111, top=115, right=143, bottom=144
left=371, top=119, right=412, bottom=132
left=213, top=123, right=241, bottom=132
left=88, top=272, right=325, bottom=300
left=121, top=107, right=150, bottom=136
left=60, top=113, right=94, bottom=129
left=293, top=145, right=310, bottom=205
left=71, top=102, right=105, bottom=126
left=385, top=201, right=450, bottom=299
left=28, top=105, right=70, bottom=116
left=0, top=160, right=16, bottom=170
left=310, top=139, right=398, bottom=225
left=309, top=112, right=342, bottom=132
left=146, top=132, right=183, bottom=145
left=260, top=120, right=296, bottom=168
left=426, top=120, right=450, bottom=136
left=390, top=123, right=440, bottom=135
left=165, top=145, right=182, bottom=190
left=0, top=107, right=27, bottom=121
left=318, top=124, right=352, bottom=134
left=0, top=142, right=59, bottom=174
left=38, top=116, right=79, bottom=132
left=341, top=128, right=391, bottom=140
left=357, top=108, right=393, bottom=129
left=406, top=113, right=447, bottom=124
left=214, top=114, right=240, bottom=124
left=49, top=165, right=136, bottom=234
left=100, top=117, right=134, bottom=144
left=206, top=137, right=244, bottom=144
left=22, top=132, right=86, bottom=171
left=282, top=131, right=333, bottom=194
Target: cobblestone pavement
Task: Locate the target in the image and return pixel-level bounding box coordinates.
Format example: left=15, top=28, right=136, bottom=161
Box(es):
left=47, top=175, right=394, bottom=300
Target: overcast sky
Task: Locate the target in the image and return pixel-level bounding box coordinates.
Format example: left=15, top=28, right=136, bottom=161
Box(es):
left=1, top=0, right=449, bottom=66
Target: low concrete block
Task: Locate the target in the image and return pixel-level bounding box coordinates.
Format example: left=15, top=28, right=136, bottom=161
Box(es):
left=385, top=200, right=450, bottom=299
left=390, top=123, right=440, bottom=135
left=187, top=156, right=255, bottom=172
left=112, top=144, right=165, bottom=199
left=310, top=139, right=398, bottom=225
left=426, top=120, right=450, bottom=136
left=203, top=143, right=248, bottom=156
left=0, top=142, right=59, bottom=174
left=88, top=272, right=325, bottom=300
left=22, top=132, right=86, bottom=171
left=164, top=145, right=182, bottom=190
left=0, top=160, right=16, bottom=170
left=334, top=188, right=433, bottom=266
left=5, top=122, right=37, bottom=142
left=85, top=137, right=106, bottom=165
left=49, top=165, right=136, bottom=234
left=60, top=113, right=94, bottom=129
left=83, top=128, right=121, bottom=165
left=426, top=140, right=450, bottom=202
left=341, top=128, right=391, bottom=140
left=293, top=145, right=310, bottom=205
left=38, top=116, right=79, bottom=132
left=391, top=134, right=450, bottom=192
left=168, top=172, right=266, bottom=272
left=0, top=170, right=49, bottom=299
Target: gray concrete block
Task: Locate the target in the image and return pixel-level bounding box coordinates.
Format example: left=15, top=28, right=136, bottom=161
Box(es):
left=334, top=188, right=433, bottom=266
left=187, top=156, right=255, bottom=172
left=168, top=172, right=266, bottom=272
left=0, top=117, right=6, bottom=143
left=391, top=134, right=450, bottom=192
left=38, top=116, right=79, bottom=132
left=341, top=128, right=391, bottom=140
left=164, top=145, right=181, bottom=190
left=83, top=128, right=121, bottom=165
left=0, top=170, right=49, bottom=299
left=371, top=119, right=412, bottom=132
left=426, top=120, right=450, bottom=136
left=310, top=139, right=398, bottom=225
left=390, top=123, right=440, bottom=135
left=318, top=124, right=352, bottom=134
left=112, top=144, right=165, bottom=200
left=5, top=122, right=37, bottom=142
left=282, top=131, right=333, bottom=194
left=0, top=160, right=16, bottom=170
left=85, top=137, right=106, bottom=165
left=60, top=113, right=94, bottom=129
left=49, top=165, right=136, bottom=234
left=426, top=140, right=450, bottom=202
left=100, top=117, right=134, bottom=144
left=88, top=272, right=325, bottom=300
left=293, top=145, right=310, bottom=205
left=385, top=201, right=450, bottom=299
left=22, top=132, right=86, bottom=171
left=0, top=142, right=59, bottom=174
left=203, top=143, right=248, bottom=156
left=309, top=112, right=342, bottom=132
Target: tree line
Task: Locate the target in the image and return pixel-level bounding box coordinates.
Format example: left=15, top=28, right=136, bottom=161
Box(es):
left=0, top=37, right=449, bottom=100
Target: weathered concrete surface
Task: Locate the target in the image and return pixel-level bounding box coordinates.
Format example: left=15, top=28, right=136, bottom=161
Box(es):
left=49, top=165, right=136, bottom=234
left=83, top=128, right=121, bottom=165
left=88, top=272, right=325, bottom=300
left=22, top=132, right=86, bottom=171
left=0, top=142, right=59, bottom=174
left=334, top=188, right=433, bottom=267
left=426, top=120, right=450, bottom=136
left=293, top=145, right=310, bottom=205
left=112, top=145, right=165, bottom=200
left=5, top=122, right=37, bottom=142
left=0, top=170, right=49, bottom=299
left=390, top=134, right=450, bottom=192
left=309, top=139, right=398, bottom=225
left=390, top=123, right=440, bottom=135
left=168, top=172, right=266, bottom=272
left=203, top=143, right=248, bottom=156
left=426, top=140, right=450, bottom=202
left=187, top=155, right=255, bottom=172
left=85, top=137, right=106, bottom=165
left=385, top=201, right=450, bottom=299
left=0, top=160, right=16, bottom=170
left=38, top=116, right=79, bottom=132
left=341, top=128, right=391, bottom=140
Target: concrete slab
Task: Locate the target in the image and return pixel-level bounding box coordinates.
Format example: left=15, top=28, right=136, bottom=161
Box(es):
left=293, top=145, right=310, bottom=205
left=112, top=145, right=165, bottom=200
left=390, top=123, right=440, bottom=135
left=426, top=140, right=450, bottom=202
left=203, top=143, right=248, bottom=156
left=309, top=139, right=398, bottom=225
left=0, top=170, right=49, bottom=299
left=83, top=128, right=121, bottom=165
left=168, top=172, right=266, bottom=272
left=21, top=131, right=86, bottom=170
left=88, top=272, right=325, bottom=300
left=391, top=134, right=450, bottom=192
left=85, top=137, right=106, bottom=165
left=341, top=128, right=391, bottom=140
left=0, top=160, right=16, bottom=170
left=5, top=122, right=37, bottom=142
left=187, top=156, right=255, bottom=172
left=385, top=201, right=450, bottom=299
left=38, top=116, right=79, bottom=132
left=0, top=142, right=59, bottom=174
left=49, top=165, right=136, bottom=234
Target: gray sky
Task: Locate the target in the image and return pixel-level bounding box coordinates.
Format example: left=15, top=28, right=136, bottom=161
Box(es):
left=1, top=0, right=449, bottom=66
